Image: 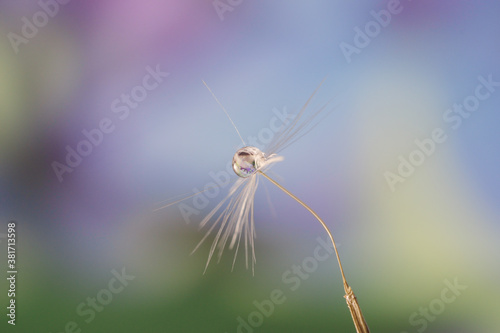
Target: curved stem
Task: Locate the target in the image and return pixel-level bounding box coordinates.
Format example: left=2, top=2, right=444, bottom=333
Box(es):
left=258, top=171, right=348, bottom=288
left=259, top=170, right=369, bottom=333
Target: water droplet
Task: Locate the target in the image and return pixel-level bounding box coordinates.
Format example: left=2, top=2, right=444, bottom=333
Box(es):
left=232, top=146, right=265, bottom=178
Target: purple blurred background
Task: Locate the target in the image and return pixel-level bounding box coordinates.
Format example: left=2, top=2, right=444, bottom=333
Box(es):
left=1, top=1, right=499, bottom=332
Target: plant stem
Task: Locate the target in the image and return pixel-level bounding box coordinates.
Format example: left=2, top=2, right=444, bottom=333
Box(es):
left=259, top=171, right=370, bottom=333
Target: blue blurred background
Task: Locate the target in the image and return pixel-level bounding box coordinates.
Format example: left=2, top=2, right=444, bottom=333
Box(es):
left=1, top=1, right=499, bottom=332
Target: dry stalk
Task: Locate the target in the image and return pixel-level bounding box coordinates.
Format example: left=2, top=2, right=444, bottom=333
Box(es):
left=259, top=170, right=370, bottom=333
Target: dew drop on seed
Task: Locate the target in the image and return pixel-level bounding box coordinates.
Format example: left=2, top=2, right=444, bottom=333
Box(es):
left=232, top=146, right=264, bottom=178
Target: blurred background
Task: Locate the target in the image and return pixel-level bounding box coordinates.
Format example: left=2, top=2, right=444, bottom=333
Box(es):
left=1, top=0, right=499, bottom=332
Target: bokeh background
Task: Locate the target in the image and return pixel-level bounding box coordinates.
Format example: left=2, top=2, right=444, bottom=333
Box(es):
left=1, top=1, right=499, bottom=332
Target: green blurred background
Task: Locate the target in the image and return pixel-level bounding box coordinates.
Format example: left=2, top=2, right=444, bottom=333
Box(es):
left=1, top=1, right=499, bottom=332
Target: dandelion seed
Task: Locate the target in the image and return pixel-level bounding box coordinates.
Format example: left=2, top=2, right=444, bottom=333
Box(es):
left=160, top=79, right=370, bottom=332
